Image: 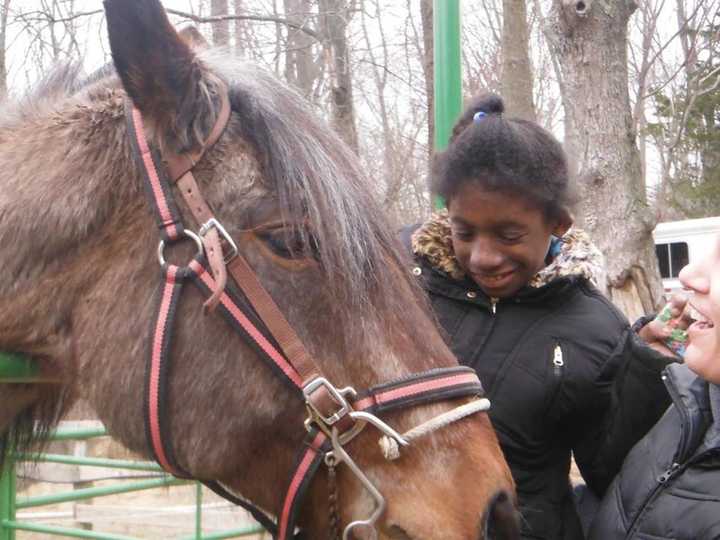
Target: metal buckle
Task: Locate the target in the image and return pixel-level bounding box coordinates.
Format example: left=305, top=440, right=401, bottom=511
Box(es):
left=157, top=229, right=204, bottom=267
left=199, top=218, right=239, bottom=263
left=303, top=377, right=356, bottom=428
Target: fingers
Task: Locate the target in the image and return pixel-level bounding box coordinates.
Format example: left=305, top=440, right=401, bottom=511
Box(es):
left=640, top=297, right=692, bottom=358
left=669, top=293, right=689, bottom=317
left=639, top=317, right=673, bottom=342
left=657, top=295, right=692, bottom=329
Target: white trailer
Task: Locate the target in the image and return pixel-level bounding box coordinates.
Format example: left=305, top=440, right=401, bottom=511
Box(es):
left=653, top=216, right=720, bottom=293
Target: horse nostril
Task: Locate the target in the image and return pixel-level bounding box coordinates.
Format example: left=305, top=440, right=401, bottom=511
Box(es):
left=482, top=490, right=521, bottom=540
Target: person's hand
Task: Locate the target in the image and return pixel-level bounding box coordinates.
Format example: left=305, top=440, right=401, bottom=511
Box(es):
left=638, top=294, right=692, bottom=357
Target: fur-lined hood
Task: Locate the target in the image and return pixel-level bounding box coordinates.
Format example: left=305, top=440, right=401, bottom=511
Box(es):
left=411, top=210, right=605, bottom=288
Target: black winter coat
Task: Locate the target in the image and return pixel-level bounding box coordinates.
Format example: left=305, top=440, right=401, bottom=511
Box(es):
left=403, top=220, right=675, bottom=540
left=588, top=363, right=720, bottom=540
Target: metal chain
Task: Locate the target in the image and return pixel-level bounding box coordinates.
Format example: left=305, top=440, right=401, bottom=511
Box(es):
left=325, top=453, right=341, bottom=540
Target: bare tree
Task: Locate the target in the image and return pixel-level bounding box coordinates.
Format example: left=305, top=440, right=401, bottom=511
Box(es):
left=546, top=0, right=663, bottom=319
left=211, top=0, right=230, bottom=46
left=0, top=0, right=10, bottom=99
left=318, top=0, right=358, bottom=151
left=500, top=0, right=536, bottom=120
left=462, top=0, right=502, bottom=96
left=418, top=0, right=433, bottom=158
left=233, top=0, right=246, bottom=55
left=283, top=0, right=321, bottom=97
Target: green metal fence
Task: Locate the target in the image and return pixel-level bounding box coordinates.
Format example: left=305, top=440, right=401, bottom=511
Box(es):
left=0, top=424, right=265, bottom=540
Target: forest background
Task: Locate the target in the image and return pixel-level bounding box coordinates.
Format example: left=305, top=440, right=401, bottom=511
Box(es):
left=0, top=0, right=718, bottom=319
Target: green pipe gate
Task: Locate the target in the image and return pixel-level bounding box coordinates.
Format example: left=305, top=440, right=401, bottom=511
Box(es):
left=0, top=421, right=265, bottom=540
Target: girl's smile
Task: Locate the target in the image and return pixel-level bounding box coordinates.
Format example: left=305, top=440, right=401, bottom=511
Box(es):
left=471, top=269, right=519, bottom=292
left=679, top=234, right=720, bottom=382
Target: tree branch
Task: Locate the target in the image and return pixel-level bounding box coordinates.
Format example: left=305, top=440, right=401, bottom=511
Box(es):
left=9, top=7, right=322, bottom=41
left=12, top=9, right=102, bottom=25
left=165, top=8, right=320, bottom=40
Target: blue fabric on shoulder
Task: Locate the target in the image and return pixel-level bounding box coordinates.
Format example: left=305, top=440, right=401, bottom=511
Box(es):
left=549, top=235, right=563, bottom=258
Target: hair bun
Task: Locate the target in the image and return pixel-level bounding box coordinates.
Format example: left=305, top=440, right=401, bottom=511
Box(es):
left=448, top=93, right=505, bottom=143
left=471, top=93, right=504, bottom=116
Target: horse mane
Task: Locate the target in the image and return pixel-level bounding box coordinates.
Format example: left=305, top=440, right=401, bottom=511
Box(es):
left=1, top=386, right=68, bottom=465
left=207, top=55, right=422, bottom=315
left=0, top=63, right=98, bottom=126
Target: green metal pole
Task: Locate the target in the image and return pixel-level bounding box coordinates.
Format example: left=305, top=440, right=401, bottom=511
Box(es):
left=433, top=0, right=462, bottom=208
left=15, top=453, right=163, bottom=472
left=433, top=0, right=462, bottom=151
left=0, top=353, right=38, bottom=383
left=47, top=426, right=108, bottom=442
left=17, top=476, right=188, bottom=509
left=195, top=482, right=203, bottom=539
left=0, top=460, right=16, bottom=540
left=3, top=521, right=137, bottom=540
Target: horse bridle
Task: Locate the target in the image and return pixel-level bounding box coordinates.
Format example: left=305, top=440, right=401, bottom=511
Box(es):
left=126, top=83, right=491, bottom=540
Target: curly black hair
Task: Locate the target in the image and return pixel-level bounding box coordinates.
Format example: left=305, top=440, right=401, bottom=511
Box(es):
left=432, top=93, right=576, bottom=220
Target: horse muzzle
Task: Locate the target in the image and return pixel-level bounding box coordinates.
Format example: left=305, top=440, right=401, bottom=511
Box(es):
left=482, top=490, right=521, bottom=540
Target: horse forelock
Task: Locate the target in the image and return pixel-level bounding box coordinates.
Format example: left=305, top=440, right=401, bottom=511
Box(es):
left=206, top=56, right=433, bottom=342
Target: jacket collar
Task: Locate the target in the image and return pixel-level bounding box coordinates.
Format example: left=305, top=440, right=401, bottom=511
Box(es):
left=663, top=363, right=717, bottom=459
left=411, top=211, right=605, bottom=290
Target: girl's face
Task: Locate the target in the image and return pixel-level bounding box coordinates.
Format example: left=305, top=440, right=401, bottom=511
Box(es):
left=679, top=234, right=720, bottom=382
left=447, top=184, right=570, bottom=298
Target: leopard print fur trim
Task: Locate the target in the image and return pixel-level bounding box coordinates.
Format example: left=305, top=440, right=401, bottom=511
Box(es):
left=411, top=211, right=605, bottom=287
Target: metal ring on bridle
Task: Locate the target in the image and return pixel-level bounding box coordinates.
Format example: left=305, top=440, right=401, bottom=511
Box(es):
left=157, top=229, right=204, bottom=266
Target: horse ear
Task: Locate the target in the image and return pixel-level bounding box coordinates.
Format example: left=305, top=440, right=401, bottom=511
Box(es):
left=103, top=0, right=220, bottom=153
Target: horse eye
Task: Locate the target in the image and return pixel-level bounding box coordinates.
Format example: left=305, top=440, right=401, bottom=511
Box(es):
left=259, top=228, right=319, bottom=260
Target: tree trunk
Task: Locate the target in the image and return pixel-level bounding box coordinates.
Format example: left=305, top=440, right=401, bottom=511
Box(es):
left=283, top=0, right=320, bottom=97
left=0, top=0, right=10, bottom=99
left=318, top=0, right=359, bottom=152
left=234, top=0, right=246, bottom=55
left=532, top=0, right=580, bottom=178
left=500, top=0, right=536, bottom=121
left=420, top=0, right=434, bottom=158
left=547, top=0, right=664, bottom=320
left=211, top=0, right=230, bottom=46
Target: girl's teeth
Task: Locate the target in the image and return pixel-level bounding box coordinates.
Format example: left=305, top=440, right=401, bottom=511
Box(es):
left=688, top=306, right=714, bottom=328
left=688, top=306, right=705, bottom=324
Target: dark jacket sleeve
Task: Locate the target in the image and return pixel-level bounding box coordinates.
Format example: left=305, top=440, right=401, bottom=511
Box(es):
left=571, top=325, right=676, bottom=497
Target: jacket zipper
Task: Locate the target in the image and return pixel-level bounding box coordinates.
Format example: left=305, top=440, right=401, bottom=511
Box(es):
left=626, top=447, right=720, bottom=539
left=545, top=343, right=565, bottom=410
left=490, top=297, right=498, bottom=315
left=552, top=344, right=564, bottom=377
left=624, top=370, right=697, bottom=538
left=625, top=461, right=683, bottom=538
left=656, top=462, right=681, bottom=484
